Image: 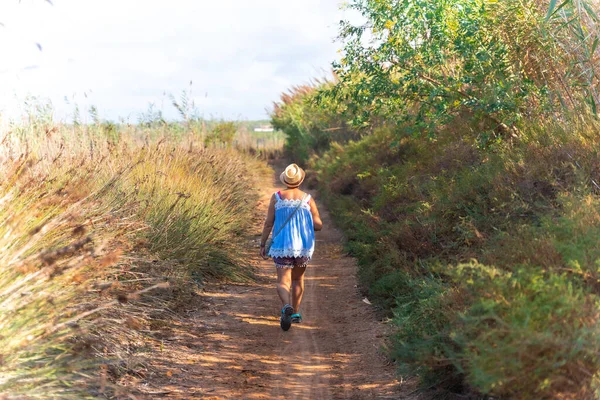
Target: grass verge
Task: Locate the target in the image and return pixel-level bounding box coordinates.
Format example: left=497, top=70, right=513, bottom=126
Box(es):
left=0, top=126, right=271, bottom=398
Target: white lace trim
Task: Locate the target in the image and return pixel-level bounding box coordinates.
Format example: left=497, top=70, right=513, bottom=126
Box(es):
left=268, top=248, right=314, bottom=258
left=274, top=194, right=312, bottom=211
left=274, top=200, right=311, bottom=211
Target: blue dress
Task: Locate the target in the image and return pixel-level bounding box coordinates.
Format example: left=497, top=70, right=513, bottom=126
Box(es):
left=268, top=192, right=315, bottom=260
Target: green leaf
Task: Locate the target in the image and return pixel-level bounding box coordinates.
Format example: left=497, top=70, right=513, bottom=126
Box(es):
left=545, top=0, right=558, bottom=21
left=582, top=1, right=600, bottom=22
left=546, top=0, right=570, bottom=21
left=592, top=37, right=599, bottom=57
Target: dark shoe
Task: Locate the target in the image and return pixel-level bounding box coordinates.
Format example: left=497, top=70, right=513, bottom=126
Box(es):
left=291, top=313, right=302, bottom=323
left=280, top=304, right=294, bottom=331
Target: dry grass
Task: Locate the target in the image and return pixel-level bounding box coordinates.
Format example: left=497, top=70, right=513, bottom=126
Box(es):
left=0, top=121, right=273, bottom=398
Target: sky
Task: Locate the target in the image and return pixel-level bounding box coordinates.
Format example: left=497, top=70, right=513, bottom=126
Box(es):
left=0, top=0, right=349, bottom=123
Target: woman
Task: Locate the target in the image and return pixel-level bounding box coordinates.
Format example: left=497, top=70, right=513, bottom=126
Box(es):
left=260, top=163, right=323, bottom=331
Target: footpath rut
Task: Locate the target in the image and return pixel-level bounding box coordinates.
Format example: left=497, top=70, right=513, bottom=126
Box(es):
left=128, top=167, right=420, bottom=399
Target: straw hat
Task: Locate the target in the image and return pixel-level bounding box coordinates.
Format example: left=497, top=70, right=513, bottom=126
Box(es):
left=280, top=163, right=305, bottom=188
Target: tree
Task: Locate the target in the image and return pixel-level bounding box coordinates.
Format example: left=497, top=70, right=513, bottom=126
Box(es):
left=330, top=0, right=600, bottom=139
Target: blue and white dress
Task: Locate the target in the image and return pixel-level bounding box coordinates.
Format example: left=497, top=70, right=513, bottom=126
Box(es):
left=268, top=191, right=315, bottom=268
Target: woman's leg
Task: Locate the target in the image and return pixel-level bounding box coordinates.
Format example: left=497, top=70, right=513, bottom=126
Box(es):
left=291, top=266, right=306, bottom=313
left=276, top=267, right=293, bottom=307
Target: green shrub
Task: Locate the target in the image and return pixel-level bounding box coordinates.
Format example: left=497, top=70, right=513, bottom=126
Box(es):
left=303, top=120, right=600, bottom=397
left=271, top=82, right=360, bottom=163
left=273, top=0, right=600, bottom=396
left=392, top=273, right=463, bottom=389
left=452, top=262, right=600, bottom=399
left=204, top=121, right=237, bottom=146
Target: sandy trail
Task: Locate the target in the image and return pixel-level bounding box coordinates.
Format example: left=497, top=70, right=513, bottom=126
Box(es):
left=127, top=168, right=420, bottom=399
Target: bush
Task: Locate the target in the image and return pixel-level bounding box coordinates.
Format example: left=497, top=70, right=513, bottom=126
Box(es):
left=453, top=262, right=600, bottom=399
left=271, top=81, right=360, bottom=164
left=204, top=121, right=237, bottom=147
left=304, top=120, right=600, bottom=398
left=273, top=0, right=600, bottom=396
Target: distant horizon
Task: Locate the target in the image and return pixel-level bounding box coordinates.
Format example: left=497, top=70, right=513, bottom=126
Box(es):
left=0, top=1, right=350, bottom=123
left=0, top=106, right=276, bottom=126
left=0, top=82, right=317, bottom=124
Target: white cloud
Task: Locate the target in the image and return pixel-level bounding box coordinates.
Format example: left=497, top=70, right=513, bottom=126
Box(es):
left=0, top=0, right=348, bottom=122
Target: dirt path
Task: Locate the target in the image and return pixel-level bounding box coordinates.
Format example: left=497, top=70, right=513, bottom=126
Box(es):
left=127, top=168, right=421, bottom=399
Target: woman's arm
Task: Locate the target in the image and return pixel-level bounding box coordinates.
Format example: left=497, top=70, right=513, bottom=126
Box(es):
left=260, top=194, right=276, bottom=258
left=310, top=197, right=323, bottom=231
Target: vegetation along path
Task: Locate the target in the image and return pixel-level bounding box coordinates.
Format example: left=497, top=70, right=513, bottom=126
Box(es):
left=128, top=165, right=421, bottom=399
